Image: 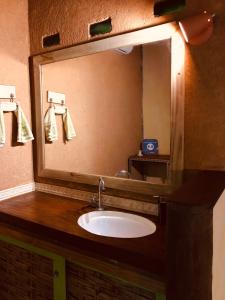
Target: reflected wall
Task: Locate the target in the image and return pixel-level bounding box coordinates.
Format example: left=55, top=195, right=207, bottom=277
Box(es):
left=42, top=40, right=171, bottom=178
left=42, top=48, right=143, bottom=176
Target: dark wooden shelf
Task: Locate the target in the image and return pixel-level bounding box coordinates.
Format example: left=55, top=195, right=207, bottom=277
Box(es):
left=128, top=154, right=170, bottom=163
left=128, top=154, right=170, bottom=181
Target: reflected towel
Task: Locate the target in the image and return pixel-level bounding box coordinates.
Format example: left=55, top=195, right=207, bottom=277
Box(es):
left=0, top=106, right=5, bottom=147
left=15, top=105, right=34, bottom=143
left=63, top=107, right=76, bottom=140
left=44, top=106, right=58, bottom=142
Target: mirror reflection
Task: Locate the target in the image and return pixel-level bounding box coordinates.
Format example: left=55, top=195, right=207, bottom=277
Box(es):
left=42, top=39, right=171, bottom=184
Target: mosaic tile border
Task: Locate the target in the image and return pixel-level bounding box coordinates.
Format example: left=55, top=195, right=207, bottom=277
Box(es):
left=35, top=183, right=158, bottom=216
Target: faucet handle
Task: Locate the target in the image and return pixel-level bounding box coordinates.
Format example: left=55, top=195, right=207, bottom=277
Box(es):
left=89, top=195, right=98, bottom=206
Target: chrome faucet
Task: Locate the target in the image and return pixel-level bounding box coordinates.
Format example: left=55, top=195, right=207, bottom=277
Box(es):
left=97, top=177, right=105, bottom=211
left=89, top=177, right=105, bottom=210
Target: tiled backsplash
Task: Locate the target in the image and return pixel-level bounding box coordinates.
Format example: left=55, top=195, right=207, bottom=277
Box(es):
left=35, top=183, right=159, bottom=216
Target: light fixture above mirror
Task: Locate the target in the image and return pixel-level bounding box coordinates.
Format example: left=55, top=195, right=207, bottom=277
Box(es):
left=179, top=11, right=215, bottom=45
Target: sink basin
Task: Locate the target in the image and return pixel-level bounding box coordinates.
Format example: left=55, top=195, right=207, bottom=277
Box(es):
left=77, top=210, right=156, bottom=238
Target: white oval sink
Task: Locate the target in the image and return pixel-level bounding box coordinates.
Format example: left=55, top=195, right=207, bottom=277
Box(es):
left=77, top=210, right=156, bottom=238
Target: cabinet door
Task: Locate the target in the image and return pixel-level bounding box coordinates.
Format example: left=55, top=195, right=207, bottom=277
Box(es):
left=0, top=239, right=53, bottom=300
left=0, top=236, right=66, bottom=300
left=66, top=262, right=160, bottom=300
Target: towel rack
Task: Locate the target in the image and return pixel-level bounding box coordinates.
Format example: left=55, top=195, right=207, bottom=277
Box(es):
left=0, top=84, right=16, bottom=100
left=47, top=91, right=66, bottom=105
left=0, top=85, right=18, bottom=112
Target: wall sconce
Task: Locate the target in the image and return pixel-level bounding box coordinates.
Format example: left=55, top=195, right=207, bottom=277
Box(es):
left=179, top=11, right=215, bottom=45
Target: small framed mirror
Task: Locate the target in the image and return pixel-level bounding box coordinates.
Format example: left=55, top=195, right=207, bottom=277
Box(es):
left=31, top=22, right=184, bottom=199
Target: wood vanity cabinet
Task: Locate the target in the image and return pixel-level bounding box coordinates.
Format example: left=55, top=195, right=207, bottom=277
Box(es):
left=66, top=261, right=156, bottom=300
left=0, top=235, right=65, bottom=300
left=0, top=235, right=165, bottom=300
left=0, top=238, right=54, bottom=300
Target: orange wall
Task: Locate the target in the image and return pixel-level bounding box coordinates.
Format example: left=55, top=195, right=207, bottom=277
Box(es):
left=42, top=48, right=142, bottom=176
left=28, top=0, right=225, bottom=171
left=0, top=0, right=33, bottom=190
left=142, top=40, right=171, bottom=155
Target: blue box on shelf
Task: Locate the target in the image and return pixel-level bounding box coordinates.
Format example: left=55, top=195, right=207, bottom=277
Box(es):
left=142, top=139, right=158, bottom=155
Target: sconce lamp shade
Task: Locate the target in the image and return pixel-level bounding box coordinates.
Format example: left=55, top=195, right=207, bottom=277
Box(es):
left=179, top=11, right=214, bottom=45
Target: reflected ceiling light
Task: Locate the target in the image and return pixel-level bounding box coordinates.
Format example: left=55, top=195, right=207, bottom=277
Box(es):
left=171, top=32, right=185, bottom=73
left=179, top=11, right=215, bottom=45
left=115, top=46, right=133, bottom=55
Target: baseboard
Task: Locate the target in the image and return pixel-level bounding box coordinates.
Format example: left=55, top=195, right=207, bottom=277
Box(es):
left=0, top=183, right=35, bottom=201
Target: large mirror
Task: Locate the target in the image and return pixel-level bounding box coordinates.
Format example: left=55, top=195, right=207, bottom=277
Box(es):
left=31, top=23, right=184, bottom=198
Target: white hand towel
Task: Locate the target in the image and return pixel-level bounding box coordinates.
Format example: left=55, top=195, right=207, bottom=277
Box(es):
left=63, top=108, right=76, bottom=140
left=44, top=106, right=58, bottom=142
left=0, top=106, right=5, bottom=147
left=15, top=105, right=34, bottom=143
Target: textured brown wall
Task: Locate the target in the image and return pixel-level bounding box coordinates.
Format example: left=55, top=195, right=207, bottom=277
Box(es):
left=28, top=0, right=172, bottom=55
left=42, top=48, right=142, bottom=176
left=184, top=1, right=225, bottom=170
left=0, top=0, right=33, bottom=190
left=28, top=0, right=225, bottom=171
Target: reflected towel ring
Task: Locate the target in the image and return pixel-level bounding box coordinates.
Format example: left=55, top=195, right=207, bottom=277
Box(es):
left=49, top=99, right=55, bottom=108
left=10, top=93, right=14, bottom=102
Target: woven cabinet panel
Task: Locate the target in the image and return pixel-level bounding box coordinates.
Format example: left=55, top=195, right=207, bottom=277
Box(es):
left=0, top=239, right=53, bottom=300
left=66, top=262, right=156, bottom=300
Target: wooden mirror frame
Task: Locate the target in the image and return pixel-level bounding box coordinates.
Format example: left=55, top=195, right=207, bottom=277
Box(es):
left=30, top=22, right=184, bottom=200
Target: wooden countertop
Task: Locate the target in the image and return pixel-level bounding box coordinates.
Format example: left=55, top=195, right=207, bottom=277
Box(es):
left=0, top=191, right=166, bottom=280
